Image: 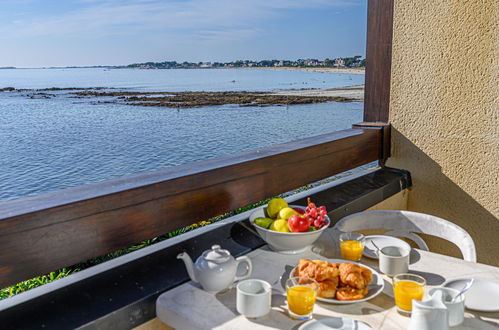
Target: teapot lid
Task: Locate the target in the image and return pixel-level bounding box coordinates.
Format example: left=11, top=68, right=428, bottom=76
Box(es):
left=203, top=245, right=231, bottom=263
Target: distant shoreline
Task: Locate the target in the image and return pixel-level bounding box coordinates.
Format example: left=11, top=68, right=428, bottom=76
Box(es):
left=243, top=66, right=365, bottom=75
left=0, top=66, right=366, bottom=75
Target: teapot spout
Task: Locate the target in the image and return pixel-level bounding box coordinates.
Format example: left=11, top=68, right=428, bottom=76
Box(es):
left=177, top=252, right=198, bottom=283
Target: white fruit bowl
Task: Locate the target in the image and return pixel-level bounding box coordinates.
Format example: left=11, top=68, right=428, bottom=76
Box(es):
left=249, top=205, right=330, bottom=254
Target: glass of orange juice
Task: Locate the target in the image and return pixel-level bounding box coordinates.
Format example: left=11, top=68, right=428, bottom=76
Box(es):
left=393, top=273, right=426, bottom=313
left=339, top=232, right=365, bottom=261
left=286, top=276, right=319, bottom=320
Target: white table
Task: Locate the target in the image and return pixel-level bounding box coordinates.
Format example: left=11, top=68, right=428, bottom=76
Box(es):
left=156, top=229, right=499, bottom=329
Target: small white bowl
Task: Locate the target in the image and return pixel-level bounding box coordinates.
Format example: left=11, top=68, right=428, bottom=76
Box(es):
left=249, top=205, right=330, bottom=254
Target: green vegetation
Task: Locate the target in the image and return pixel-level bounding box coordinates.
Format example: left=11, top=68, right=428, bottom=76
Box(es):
left=0, top=268, right=76, bottom=299
left=124, top=56, right=365, bottom=69
left=343, top=56, right=362, bottom=67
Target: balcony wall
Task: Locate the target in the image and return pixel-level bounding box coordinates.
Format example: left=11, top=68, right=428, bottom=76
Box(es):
left=388, top=0, right=498, bottom=265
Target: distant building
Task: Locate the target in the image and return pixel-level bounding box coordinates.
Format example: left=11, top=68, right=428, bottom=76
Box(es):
left=304, top=59, right=320, bottom=66
left=334, top=58, right=345, bottom=67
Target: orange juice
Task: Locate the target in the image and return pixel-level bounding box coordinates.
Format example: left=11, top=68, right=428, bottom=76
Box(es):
left=394, top=280, right=425, bottom=311
left=340, top=240, right=364, bottom=261
left=287, top=285, right=316, bottom=315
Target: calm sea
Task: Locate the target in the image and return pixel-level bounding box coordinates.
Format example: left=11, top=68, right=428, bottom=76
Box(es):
left=0, top=68, right=364, bottom=202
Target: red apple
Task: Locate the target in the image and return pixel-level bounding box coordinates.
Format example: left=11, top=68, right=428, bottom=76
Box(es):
left=288, top=214, right=310, bottom=232
left=292, top=207, right=306, bottom=215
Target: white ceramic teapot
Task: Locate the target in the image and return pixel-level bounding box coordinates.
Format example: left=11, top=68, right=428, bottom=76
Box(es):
left=177, top=245, right=252, bottom=293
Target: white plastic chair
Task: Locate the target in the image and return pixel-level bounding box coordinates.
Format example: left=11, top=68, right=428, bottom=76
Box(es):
left=333, top=210, right=477, bottom=262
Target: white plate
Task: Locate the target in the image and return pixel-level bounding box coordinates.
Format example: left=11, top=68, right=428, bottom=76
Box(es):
left=299, top=317, right=373, bottom=330
left=290, top=259, right=385, bottom=304
left=443, top=278, right=499, bottom=312
left=363, top=235, right=411, bottom=259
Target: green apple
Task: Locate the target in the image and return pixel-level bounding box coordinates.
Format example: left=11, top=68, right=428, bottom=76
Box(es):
left=269, top=219, right=291, bottom=232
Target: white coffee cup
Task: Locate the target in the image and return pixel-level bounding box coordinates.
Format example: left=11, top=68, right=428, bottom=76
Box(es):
left=236, top=279, right=271, bottom=318
left=378, top=246, right=410, bottom=276
left=428, top=287, right=465, bottom=327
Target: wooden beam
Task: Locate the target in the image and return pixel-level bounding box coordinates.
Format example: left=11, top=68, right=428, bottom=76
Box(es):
left=364, top=0, right=395, bottom=123
left=0, top=128, right=382, bottom=288
left=352, top=122, right=391, bottom=162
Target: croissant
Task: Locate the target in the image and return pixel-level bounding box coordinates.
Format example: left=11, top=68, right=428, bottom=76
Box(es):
left=338, top=263, right=372, bottom=289
left=317, top=277, right=339, bottom=298
left=336, top=285, right=369, bottom=301
left=296, top=259, right=339, bottom=282
left=294, top=259, right=372, bottom=301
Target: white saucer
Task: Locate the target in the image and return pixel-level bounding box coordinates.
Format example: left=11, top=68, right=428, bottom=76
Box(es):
left=443, top=278, right=499, bottom=312
left=363, top=235, right=411, bottom=259
left=299, top=317, right=372, bottom=330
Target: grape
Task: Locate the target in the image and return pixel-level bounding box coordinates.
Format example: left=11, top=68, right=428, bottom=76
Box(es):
left=304, top=198, right=328, bottom=228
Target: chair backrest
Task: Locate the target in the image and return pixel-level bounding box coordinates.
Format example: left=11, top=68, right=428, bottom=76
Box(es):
left=334, top=210, right=477, bottom=262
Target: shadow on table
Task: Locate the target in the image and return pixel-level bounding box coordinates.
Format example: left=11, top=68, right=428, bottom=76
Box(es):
left=462, top=313, right=499, bottom=330
left=318, top=293, right=396, bottom=316
left=408, top=270, right=446, bottom=286
left=286, top=314, right=375, bottom=330
left=278, top=265, right=295, bottom=291
left=214, top=287, right=238, bottom=315
left=409, top=249, right=421, bottom=264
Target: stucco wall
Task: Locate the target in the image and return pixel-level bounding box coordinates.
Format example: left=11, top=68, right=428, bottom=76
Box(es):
left=387, top=0, right=498, bottom=265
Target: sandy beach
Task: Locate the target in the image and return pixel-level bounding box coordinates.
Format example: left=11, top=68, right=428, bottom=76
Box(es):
left=273, top=85, right=364, bottom=101
left=248, top=67, right=365, bottom=100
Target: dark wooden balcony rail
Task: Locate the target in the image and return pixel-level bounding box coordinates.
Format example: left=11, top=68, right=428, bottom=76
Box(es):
left=0, top=124, right=388, bottom=289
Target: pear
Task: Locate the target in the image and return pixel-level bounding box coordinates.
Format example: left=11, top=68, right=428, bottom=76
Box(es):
left=267, top=198, right=288, bottom=218
left=254, top=217, right=274, bottom=229
left=278, top=207, right=299, bottom=220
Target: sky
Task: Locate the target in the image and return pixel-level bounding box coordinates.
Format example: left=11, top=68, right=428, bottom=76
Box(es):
left=0, top=0, right=367, bottom=68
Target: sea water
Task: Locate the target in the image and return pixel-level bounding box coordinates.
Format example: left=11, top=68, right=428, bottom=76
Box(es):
left=0, top=68, right=364, bottom=202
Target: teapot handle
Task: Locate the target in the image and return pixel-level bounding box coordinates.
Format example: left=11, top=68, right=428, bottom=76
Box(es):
left=234, top=256, right=253, bottom=281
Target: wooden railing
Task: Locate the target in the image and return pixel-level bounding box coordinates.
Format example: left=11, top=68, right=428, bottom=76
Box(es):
left=0, top=125, right=388, bottom=288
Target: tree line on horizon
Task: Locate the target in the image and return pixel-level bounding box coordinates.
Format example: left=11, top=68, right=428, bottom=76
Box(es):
left=124, top=56, right=365, bottom=70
